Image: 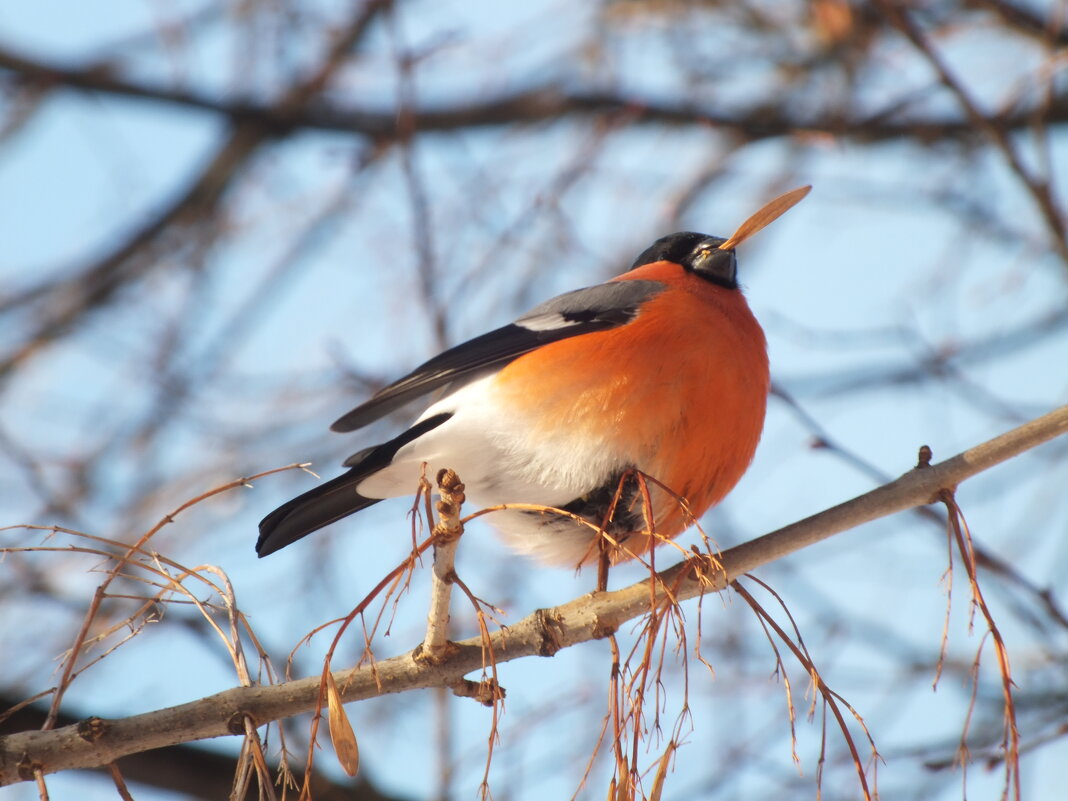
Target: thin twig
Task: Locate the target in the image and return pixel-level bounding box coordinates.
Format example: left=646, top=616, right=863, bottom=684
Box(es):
left=874, top=0, right=1068, bottom=265
left=39, top=464, right=307, bottom=730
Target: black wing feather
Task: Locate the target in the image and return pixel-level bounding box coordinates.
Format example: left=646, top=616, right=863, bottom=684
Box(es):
left=331, top=279, right=664, bottom=432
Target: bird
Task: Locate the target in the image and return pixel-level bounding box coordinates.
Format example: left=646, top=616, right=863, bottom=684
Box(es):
left=258, top=187, right=810, bottom=567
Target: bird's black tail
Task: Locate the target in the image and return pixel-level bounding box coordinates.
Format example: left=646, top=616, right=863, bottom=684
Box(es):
left=256, top=412, right=455, bottom=557
left=256, top=470, right=381, bottom=557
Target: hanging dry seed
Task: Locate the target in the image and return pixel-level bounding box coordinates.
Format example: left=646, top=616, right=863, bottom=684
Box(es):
left=326, top=671, right=360, bottom=776
left=719, top=185, right=812, bottom=251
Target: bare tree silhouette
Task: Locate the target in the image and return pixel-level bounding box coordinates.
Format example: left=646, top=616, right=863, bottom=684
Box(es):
left=2, top=1, right=1067, bottom=799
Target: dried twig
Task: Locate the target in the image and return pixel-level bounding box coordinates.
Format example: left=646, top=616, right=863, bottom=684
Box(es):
left=38, top=464, right=307, bottom=731
left=939, top=490, right=1021, bottom=801
left=733, top=578, right=879, bottom=800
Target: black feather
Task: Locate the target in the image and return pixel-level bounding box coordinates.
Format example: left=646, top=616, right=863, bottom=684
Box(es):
left=331, top=280, right=665, bottom=432
left=256, top=413, right=453, bottom=556
left=256, top=471, right=381, bottom=557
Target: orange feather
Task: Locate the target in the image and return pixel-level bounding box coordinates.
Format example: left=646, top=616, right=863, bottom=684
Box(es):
left=491, top=260, right=768, bottom=559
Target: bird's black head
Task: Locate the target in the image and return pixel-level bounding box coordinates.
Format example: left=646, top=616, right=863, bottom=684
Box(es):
left=631, top=231, right=737, bottom=289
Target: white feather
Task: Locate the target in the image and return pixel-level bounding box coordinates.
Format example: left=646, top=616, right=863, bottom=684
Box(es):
left=355, top=373, right=619, bottom=565
left=514, top=312, right=578, bottom=332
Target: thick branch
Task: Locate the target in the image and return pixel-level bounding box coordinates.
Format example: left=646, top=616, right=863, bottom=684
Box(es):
left=2, top=403, right=1066, bottom=785
left=0, top=694, right=404, bottom=801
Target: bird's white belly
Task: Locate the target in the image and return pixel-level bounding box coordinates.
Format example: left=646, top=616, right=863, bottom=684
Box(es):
left=355, top=374, right=622, bottom=564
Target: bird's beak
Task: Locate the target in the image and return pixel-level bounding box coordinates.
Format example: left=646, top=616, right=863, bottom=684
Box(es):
left=692, top=244, right=737, bottom=285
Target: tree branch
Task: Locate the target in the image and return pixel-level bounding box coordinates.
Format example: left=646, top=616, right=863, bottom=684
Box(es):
left=0, top=695, right=408, bottom=801
left=875, top=0, right=1068, bottom=264
left=0, top=0, right=394, bottom=381
left=2, top=403, right=1066, bottom=785
left=2, top=45, right=1065, bottom=146
left=418, top=469, right=465, bottom=664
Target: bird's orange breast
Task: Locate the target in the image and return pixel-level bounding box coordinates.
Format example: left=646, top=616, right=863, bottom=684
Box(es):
left=491, top=260, right=769, bottom=554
